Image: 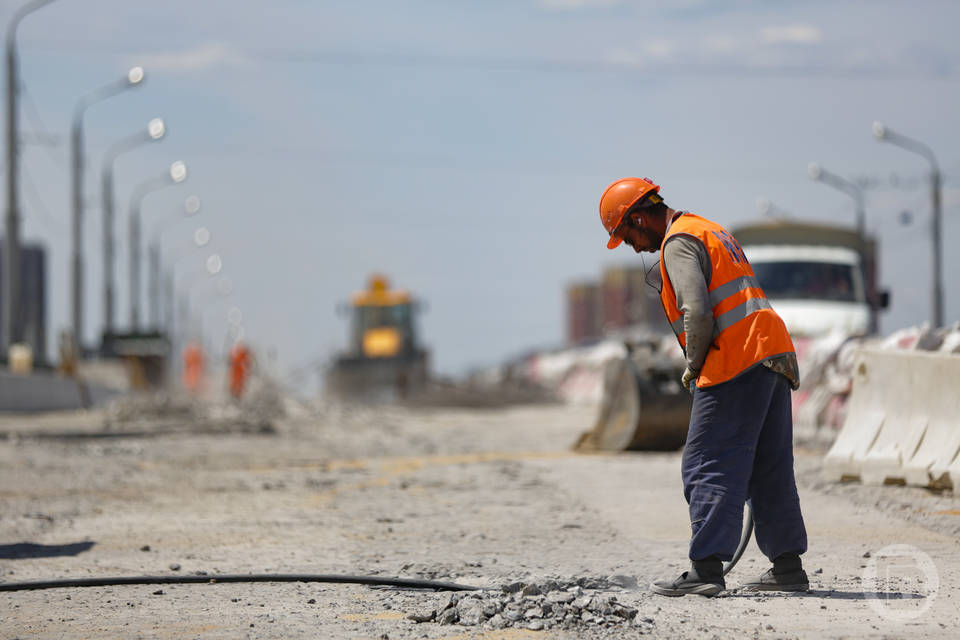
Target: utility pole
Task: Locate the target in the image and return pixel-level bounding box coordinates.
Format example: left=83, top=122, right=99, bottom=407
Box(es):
left=3, top=0, right=59, bottom=353
left=69, top=68, right=145, bottom=352
left=127, top=161, right=187, bottom=331
left=100, top=118, right=166, bottom=336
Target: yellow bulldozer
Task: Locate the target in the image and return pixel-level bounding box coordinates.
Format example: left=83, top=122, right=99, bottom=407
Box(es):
left=327, top=274, right=429, bottom=399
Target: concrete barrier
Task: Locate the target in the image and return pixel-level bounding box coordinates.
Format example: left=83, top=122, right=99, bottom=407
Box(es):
left=0, top=371, right=121, bottom=413
left=823, top=349, right=960, bottom=489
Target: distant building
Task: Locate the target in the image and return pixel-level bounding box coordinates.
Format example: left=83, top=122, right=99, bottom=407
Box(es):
left=566, top=281, right=602, bottom=344
left=0, top=241, right=48, bottom=366
left=566, top=264, right=669, bottom=344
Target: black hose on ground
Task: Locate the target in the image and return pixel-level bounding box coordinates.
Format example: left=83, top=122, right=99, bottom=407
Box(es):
left=1, top=505, right=755, bottom=592
left=722, top=502, right=754, bottom=577
left=0, top=573, right=483, bottom=593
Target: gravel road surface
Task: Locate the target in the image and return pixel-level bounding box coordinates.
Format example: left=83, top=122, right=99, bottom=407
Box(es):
left=2, top=396, right=958, bottom=639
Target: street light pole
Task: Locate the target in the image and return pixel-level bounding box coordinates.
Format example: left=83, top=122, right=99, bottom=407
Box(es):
left=193, top=277, right=232, bottom=353
left=186, top=269, right=229, bottom=352
left=172, top=252, right=222, bottom=358
left=149, top=195, right=201, bottom=329
left=807, top=162, right=875, bottom=331
left=873, top=121, right=944, bottom=328
left=164, top=225, right=211, bottom=337
left=755, top=197, right=793, bottom=219
left=70, top=67, right=145, bottom=351
left=100, top=118, right=166, bottom=337
left=806, top=163, right=865, bottom=238
left=128, top=161, right=187, bottom=331
left=4, top=0, right=59, bottom=353
left=164, top=227, right=212, bottom=370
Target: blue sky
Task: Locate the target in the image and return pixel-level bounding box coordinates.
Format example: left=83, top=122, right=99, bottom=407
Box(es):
left=2, top=0, right=958, bottom=383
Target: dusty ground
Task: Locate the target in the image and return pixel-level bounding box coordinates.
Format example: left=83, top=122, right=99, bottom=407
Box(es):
left=1, top=394, right=959, bottom=639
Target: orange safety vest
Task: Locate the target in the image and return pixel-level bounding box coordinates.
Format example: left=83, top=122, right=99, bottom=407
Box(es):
left=183, top=343, right=205, bottom=392
left=229, top=344, right=251, bottom=398
left=659, top=213, right=795, bottom=388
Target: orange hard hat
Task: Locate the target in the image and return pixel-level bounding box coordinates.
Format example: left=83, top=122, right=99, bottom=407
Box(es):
left=599, top=177, right=660, bottom=249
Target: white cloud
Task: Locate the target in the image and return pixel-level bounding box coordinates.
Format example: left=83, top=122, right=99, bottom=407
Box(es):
left=761, top=24, right=823, bottom=45
left=133, top=42, right=249, bottom=73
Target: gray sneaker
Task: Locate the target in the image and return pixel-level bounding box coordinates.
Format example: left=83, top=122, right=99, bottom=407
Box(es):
left=650, top=569, right=725, bottom=597
left=740, top=568, right=809, bottom=592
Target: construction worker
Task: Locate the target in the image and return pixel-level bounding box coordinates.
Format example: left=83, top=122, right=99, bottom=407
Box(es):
left=183, top=341, right=205, bottom=394
left=599, top=177, right=808, bottom=597
left=228, top=341, right=253, bottom=399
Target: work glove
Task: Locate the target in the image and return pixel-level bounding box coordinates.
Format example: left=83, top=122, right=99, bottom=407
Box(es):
left=681, top=367, right=698, bottom=395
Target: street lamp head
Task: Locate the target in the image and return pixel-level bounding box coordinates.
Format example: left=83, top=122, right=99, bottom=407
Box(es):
left=184, top=195, right=201, bottom=215
left=170, top=160, right=187, bottom=183
left=229, top=324, right=246, bottom=343
left=807, top=162, right=822, bottom=180
left=206, top=254, right=223, bottom=276
left=227, top=306, right=243, bottom=326
left=872, top=121, right=887, bottom=140
left=756, top=197, right=771, bottom=216
left=147, top=118, right=165, bottom=140
left=193, top=226, right=211, bottom=247
left=128, top=66, right=145, bottom=85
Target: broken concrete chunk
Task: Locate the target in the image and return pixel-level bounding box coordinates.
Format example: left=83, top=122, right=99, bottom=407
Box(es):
left=502, top=605, right=523, bottom=622
left=547, top=591, right=575, bottom=604
left=588, top=594, right=613, bottom=613
left=456, top=600, right=488, bottom=626
left=437, top=608, right=459, bottom=625
left=501, top=581, right=525, bottom=594
left=487, top=614, right=507, bottom=629
left=608, top=574, right=638, bottom=589
left=406, top=610, right=435, bottom=623
left=612, top=604, right=638, bottom=619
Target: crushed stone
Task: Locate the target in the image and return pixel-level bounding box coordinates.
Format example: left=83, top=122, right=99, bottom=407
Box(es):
left=406, top=577, right=644, bottom=630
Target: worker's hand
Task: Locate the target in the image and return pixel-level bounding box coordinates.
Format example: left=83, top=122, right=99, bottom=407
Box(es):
left=681, top=367, right=698, bottom=395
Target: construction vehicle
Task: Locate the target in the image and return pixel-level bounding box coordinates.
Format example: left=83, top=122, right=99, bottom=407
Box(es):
left=731, top=219, right=888, bottom=337
left=327, top=274, right=429, bottom=399
left=576, top=337, right=692, bottom=452
left=580, top=218, right=889, bottom=452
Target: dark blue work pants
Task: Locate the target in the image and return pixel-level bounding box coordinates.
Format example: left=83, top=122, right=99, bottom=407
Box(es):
left=681, top=364, right=808, bottom=562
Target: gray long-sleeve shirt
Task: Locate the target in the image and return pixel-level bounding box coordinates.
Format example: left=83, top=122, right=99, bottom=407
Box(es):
left=662, top=218, right=800, bottom=390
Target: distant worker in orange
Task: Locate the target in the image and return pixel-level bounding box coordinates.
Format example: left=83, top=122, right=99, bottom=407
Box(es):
left=228, top=341, right=253, bottom=399
left=183, top=341, right=205, bottom=394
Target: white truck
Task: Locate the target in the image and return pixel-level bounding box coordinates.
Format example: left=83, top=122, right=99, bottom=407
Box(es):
left=731, top=220, right=888, bottom=337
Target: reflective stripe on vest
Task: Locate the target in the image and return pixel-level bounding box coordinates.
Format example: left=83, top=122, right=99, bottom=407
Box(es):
left=668, top=279, right=770, bottom=341
left=714, top=295, right=772, bottom=336
left=658, top=213, right=795, bottom=388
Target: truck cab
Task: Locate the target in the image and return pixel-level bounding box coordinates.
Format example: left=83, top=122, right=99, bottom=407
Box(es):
left=731, top=220, right=886, bottom=337
left=742, top=244, right=868, bottom=337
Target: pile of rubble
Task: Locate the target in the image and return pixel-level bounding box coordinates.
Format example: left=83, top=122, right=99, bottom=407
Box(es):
left=407, top=577, right=655, bottom=632
left=101, top=387, right=278, bottom=436
left=103, top=391, right=202, bottom=426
